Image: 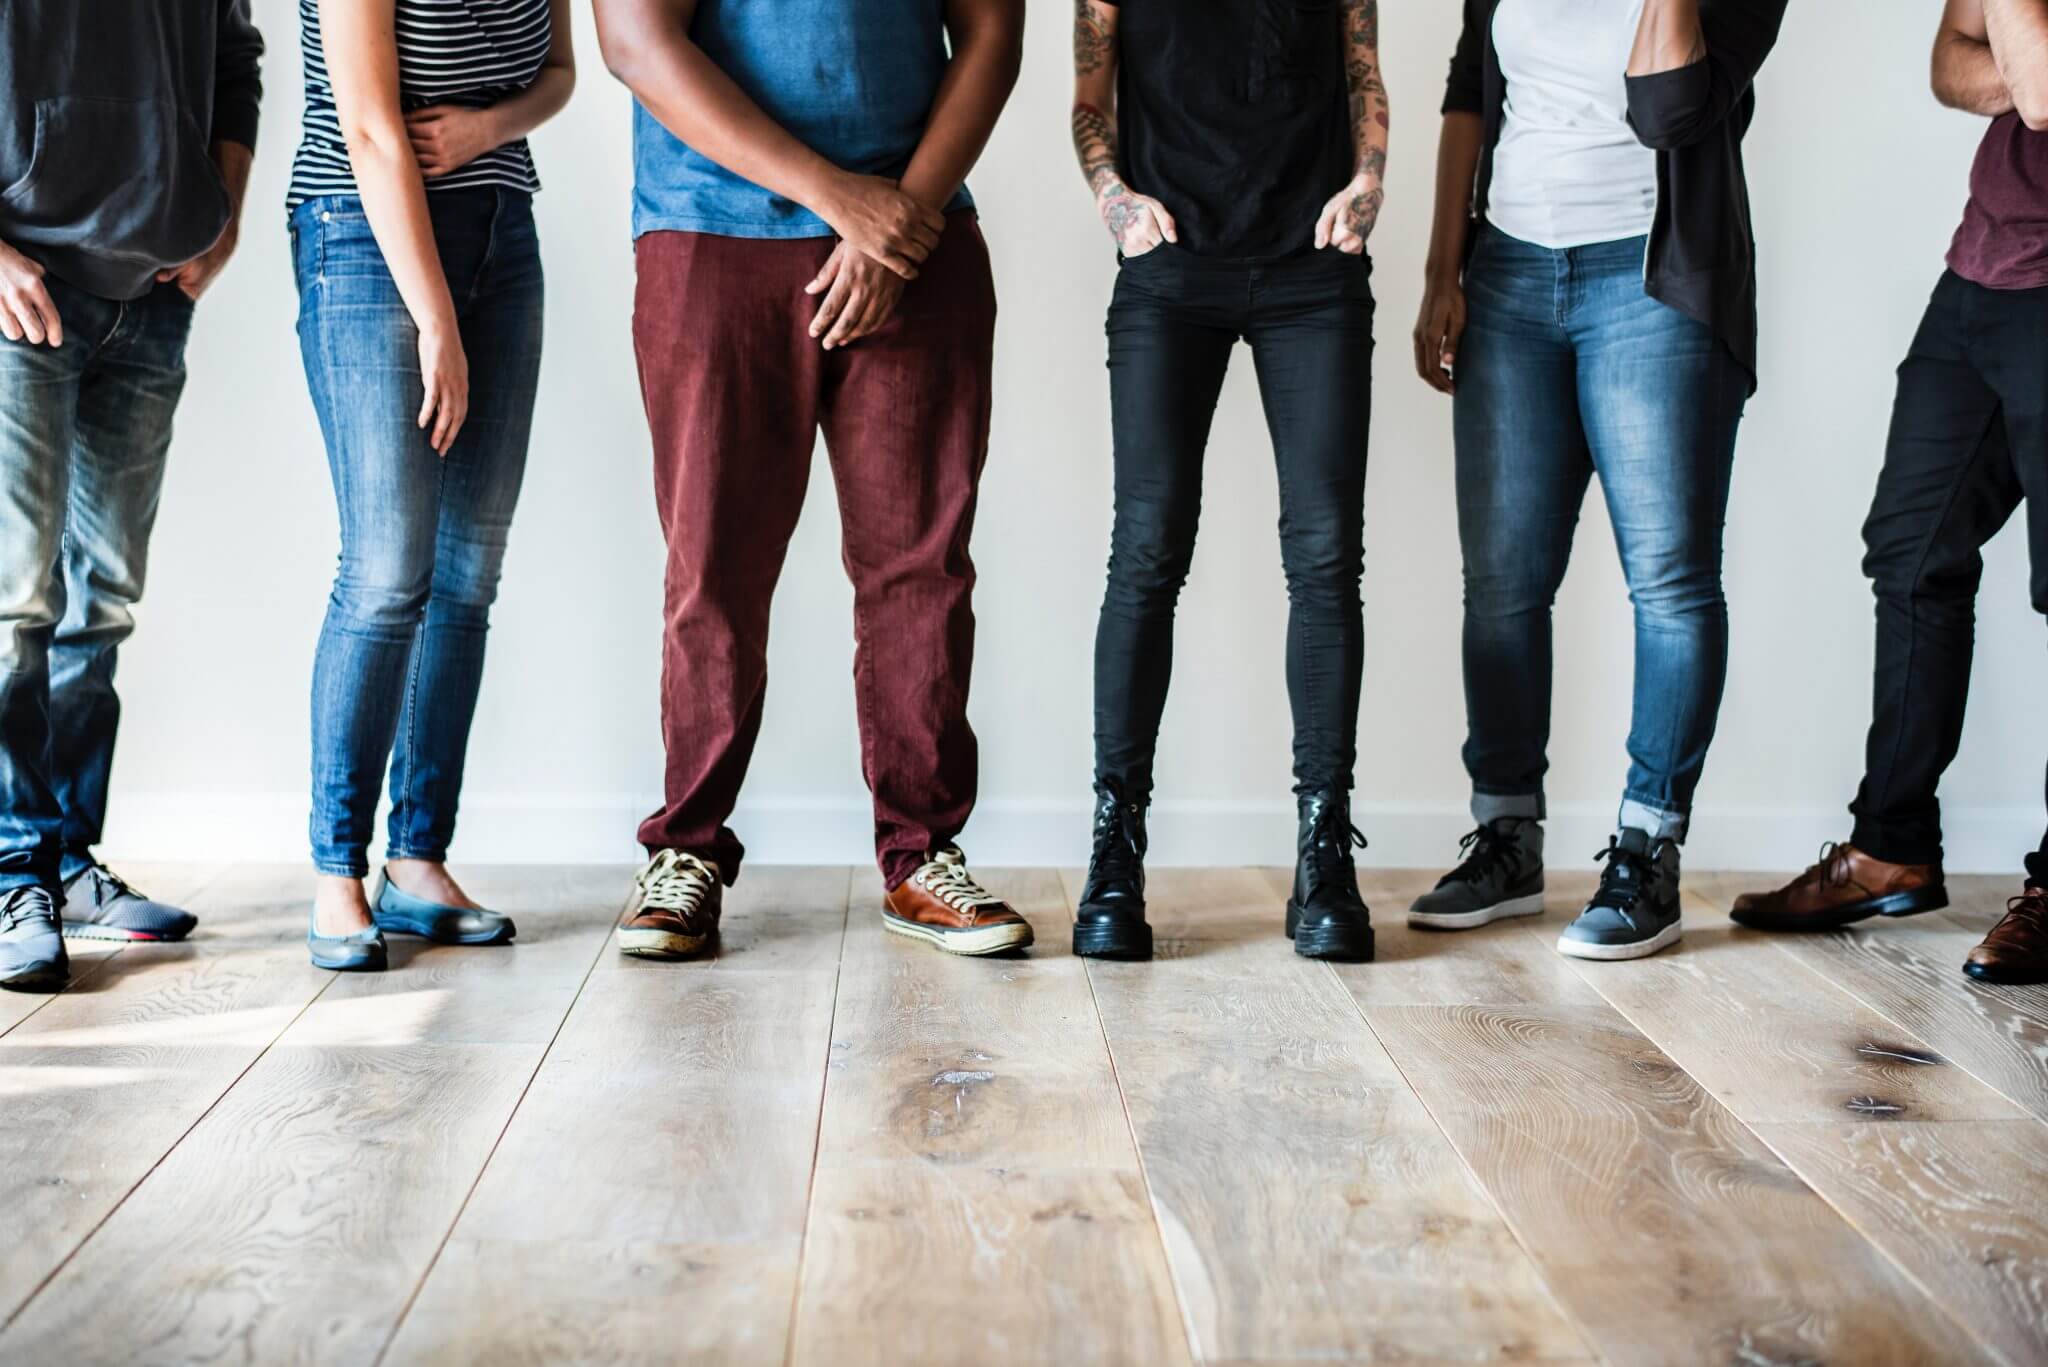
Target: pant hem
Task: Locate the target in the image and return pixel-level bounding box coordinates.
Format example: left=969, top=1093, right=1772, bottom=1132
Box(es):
left=1618, top=795, right=1688, bottom=844
left=1849, top=821, right=1944, bottom=871
left=1472, top=791, right=1545, bottom=825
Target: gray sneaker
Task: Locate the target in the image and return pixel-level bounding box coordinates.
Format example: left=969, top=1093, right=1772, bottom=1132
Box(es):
left=61, top=864, right=198, bottom=942
left=1557, top=828, right=1683, bottom=960
left=1409, top=818, right=1546, bottom=929
left=0, top=886, right=69, bottom=992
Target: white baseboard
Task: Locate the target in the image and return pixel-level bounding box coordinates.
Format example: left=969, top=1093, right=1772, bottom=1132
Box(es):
left=98, top=791, right=2044, bottom=876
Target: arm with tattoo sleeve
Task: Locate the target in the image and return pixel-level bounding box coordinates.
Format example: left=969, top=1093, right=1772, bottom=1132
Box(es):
left=1070, top=0, right=1177, bottom=255
left=1315, top=0, right=1388, bottom=253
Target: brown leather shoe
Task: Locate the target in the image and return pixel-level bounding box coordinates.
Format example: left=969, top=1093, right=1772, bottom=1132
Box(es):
left=1965, top=888, right=2048, bottom=984
left=882, top=848, right=1034, bottom=957
left=616, top=851, right=722, bottom=959
left=1730, top=842, right=1947, bottom=931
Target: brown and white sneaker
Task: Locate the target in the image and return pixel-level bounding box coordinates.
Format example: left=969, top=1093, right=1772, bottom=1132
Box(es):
left=616, top=851, right=722, bottom=959
left=882, top=848, right=1034, bottom=957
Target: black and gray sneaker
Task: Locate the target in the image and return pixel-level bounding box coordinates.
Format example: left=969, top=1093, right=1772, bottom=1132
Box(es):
left=0, top=886, right=69, bottom=992
left=1285, top=788, right=1374, bottom=962
left=1409, top=818, right=1546, bottom=930
left=60, top=863, right=198, bottom=942
left=1074, top=784, right=1152, bottom=960
left=1557, top=828, right=1682, bottom=961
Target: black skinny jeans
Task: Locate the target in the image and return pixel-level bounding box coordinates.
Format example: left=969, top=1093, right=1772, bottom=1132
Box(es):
left=1852, top=270, right=2048, bottom=879
left=1092, top=245, right=1374, bottom=801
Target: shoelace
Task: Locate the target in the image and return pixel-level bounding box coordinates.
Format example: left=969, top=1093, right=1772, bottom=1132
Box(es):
left=638, top=851, right=716, bottom=918
left=83, top=865, right=140, bottom=907
left=1303, top=799, right=1367, bottom=894
left=0, top=889, right=52, bottom=933
left=2000, top=889, right=2048, bottom=929
left=1445, top=825, right=1516, bottom=886
left=1589, top=839, right=1653, bottom=929
left=1090, top=798, right=1143, bottom=885
left=1802, top=841, right=1858, bottom=892
left=912, top=851, right=1004, bottom=918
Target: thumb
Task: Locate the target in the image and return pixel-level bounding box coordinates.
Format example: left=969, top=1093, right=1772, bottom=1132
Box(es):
left=1153, top=202, right=1179, bottom=243
left=1314, top=199, right=1338, bottom=250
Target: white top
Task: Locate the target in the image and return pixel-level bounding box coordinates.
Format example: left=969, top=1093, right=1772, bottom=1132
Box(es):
left=1485, top=0, right=1658, bottom=250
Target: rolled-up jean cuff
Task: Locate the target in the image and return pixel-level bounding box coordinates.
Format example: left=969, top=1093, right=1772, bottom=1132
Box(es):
left=1618, top=796, right=1687, bottom=844
left=1472, top=791, right=1545, bottom=826
left=384, top=846, right=447, bottom=864
left=0, top=870, right=50, bottom=894
left=313, top=856, right=369, bottom=879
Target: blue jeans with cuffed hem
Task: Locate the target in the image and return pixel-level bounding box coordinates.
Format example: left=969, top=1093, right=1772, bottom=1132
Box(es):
left=1454, top=225, right=1747, bottom=848
left=0, top=277, right=193, bottom=894
left=296, top=191, right=543, bottom=879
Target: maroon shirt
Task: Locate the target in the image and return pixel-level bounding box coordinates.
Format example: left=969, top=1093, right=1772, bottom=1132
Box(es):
left=1949, top=113, right=2048, bottom=290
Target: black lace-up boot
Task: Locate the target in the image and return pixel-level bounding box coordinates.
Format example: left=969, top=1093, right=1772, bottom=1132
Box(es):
left=1075, top=784, right=1152, bottom=960
left=1286, top=787, right=1374, bottom=962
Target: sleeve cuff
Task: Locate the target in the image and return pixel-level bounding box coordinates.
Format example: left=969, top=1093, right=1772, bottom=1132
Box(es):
left=1624, top=59, right=1711, bottom=132
left=211, top=97, right=261, bottom=150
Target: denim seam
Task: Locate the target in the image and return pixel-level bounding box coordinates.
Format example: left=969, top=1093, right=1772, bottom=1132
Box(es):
left=389, top=461, right=445, bottom=859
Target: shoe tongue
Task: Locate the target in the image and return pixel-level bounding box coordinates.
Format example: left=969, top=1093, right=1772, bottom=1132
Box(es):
left=1615, top=828, right=1652, bottom=857
left=932, top=848, right=964, bottom=867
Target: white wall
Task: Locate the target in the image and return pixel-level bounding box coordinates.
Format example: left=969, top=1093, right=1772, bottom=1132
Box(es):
left=101, top=2, right=2047, bottom=875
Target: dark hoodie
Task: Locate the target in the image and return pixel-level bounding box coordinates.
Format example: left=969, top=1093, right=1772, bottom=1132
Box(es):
left=0, top=1, right=263, bottom=300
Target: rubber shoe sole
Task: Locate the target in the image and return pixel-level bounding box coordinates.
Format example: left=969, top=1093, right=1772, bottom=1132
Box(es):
left=0, top=959, right=69, bottom=992
left=615, top=926, right=713, bottom=960
left=882, top=910, right=1034, bottom=957
left=1964, top=957, right=2048, bottom=985
left=1556, top=920, right=1683, bottom=961
left=62, top=921, right=194, bottom=943
left=1287, top=901, right=1374, bottom=962
left=1408, top=891, right=1546, bottom=931
left=1073, top=917, right=1153, bottom=961
left=1732, top=883, right=1948, bottom=931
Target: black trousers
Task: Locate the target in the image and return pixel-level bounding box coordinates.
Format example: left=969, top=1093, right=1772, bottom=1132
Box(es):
left=1092, top=245, right=1374, bottom=800
left=1851, top=270, right=2048, bottom=879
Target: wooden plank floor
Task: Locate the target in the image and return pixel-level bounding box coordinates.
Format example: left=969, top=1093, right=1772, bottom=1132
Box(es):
left=3, top=863, right=2045, bottom=1365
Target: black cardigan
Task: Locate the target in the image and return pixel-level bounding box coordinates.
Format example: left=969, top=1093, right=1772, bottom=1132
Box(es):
left=1444, top=0, right=1789, bottom=392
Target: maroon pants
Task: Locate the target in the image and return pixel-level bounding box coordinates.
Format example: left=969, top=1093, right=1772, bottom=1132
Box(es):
left=632, top=214, right=996, bottom=888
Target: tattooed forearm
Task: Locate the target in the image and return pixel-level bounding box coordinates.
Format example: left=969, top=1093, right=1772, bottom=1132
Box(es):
left=1074, top=0, right=1114, bottom=76
left=1340, top=0, right=1390, bottom=177
left=1071, top=101, right=1120, bottom=194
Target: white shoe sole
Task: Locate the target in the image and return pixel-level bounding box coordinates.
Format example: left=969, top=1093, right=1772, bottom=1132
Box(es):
left=882, top=912, right=1034, bottom=957
left=615, top=926, right=711, bottom=959
left=1408, top=892, right=1546, bottom=931
left=1555, top=921, right=1683, bottom=961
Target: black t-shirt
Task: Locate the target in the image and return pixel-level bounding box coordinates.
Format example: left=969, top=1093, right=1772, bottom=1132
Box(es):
left=1110, top=0, right=1353, bottom=259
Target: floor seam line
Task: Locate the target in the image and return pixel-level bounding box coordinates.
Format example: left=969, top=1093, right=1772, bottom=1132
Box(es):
left=2, top=940, right=342, bottom=1330
left=1067, top=868, right=1200, bottom=1365
left=781, top=865, right=854, bottom=1367
left=1531, top=907, right=2022, bottom=1367
left=1304, top=872, right=1609, bottom=1367
left=373, top=889, right=627, bottom=1365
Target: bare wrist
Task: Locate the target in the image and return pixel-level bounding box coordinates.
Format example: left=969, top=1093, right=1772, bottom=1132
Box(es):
left=799, top=164, right=851, bottom=223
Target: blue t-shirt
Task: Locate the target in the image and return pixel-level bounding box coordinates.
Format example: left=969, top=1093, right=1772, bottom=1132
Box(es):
left=632, top=0, right=973, bottom=239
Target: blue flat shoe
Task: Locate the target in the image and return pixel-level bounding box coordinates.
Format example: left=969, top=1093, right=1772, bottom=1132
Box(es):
left=372, top=872, right=516, bottom=945
left=308, top=907, right=388, bottom=973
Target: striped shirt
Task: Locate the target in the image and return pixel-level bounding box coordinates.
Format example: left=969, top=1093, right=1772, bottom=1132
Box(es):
left=287, top=0, right=551, bottom=210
